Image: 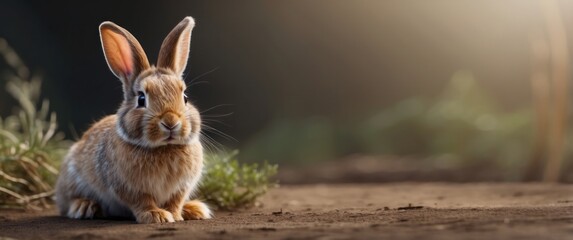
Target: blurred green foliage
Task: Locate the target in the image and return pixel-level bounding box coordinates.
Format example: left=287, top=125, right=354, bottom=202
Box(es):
left=243, top=118, right=338, bottom=164
left=243, top=70, right=533, bottom=177
left=361, top=71, right=532, bottom=172
left=199, top=150, right=278, bottom=210
left=0, top=38, right=70, bottom=209
left=0, top=76, right=70, bottom=209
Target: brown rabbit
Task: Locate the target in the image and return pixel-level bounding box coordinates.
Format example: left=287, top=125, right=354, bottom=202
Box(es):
left=55, top=17, right=212, bottom=223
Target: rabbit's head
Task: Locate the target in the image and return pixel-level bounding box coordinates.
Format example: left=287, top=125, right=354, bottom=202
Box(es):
left=99, top=17, right=200, bottom=148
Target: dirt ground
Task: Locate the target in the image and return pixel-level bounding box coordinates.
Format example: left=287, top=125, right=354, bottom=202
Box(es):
left=1, top=183, right=572, bottom=240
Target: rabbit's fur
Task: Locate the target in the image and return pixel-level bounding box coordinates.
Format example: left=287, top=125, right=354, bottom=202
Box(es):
left=55, top=17, right=212, bottom=223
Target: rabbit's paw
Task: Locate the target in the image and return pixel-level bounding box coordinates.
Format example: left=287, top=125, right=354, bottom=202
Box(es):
left=67, top=198, right=101, bottom=219
left=136, top=209, right=175, bottom=224
left=182, top=200, right=212, bottom=220
left=172, top=212, right=184, bottom=222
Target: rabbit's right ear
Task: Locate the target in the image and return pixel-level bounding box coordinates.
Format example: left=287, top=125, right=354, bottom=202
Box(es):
left=99, top=22, right=150, bottom=86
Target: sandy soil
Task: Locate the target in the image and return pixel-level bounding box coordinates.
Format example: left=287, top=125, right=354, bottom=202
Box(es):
left=1, top=183, right=572, bottom=239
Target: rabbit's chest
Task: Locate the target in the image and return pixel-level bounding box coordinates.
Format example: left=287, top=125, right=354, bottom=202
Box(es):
left=119, top=151, right=202, bottom=203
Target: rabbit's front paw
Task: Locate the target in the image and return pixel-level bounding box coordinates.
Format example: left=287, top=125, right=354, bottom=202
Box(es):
left=171, top=211, right=184, bottom=222
left=67, top=198, right=101, bottom=219
left=136, top=209, right=175, bottom=224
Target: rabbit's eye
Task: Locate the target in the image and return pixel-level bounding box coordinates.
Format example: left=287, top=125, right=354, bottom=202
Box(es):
left=137, top=91, right=146, bottom=108
left=184, top=94, right=188, bottom=104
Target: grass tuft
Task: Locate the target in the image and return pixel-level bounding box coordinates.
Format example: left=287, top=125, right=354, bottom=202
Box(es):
left=0, top=38, right=70, bottom=209
left=198, top=150, right=278, bottom=210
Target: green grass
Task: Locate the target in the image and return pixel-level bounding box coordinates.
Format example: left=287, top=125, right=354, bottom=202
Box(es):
left=0, top=38, right=70, bottom=209
left=199, top=150, right=278, bottom=210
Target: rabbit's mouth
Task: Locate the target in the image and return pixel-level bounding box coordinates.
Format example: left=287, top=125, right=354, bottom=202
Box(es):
left=164, top=132, right=177, bottom=142
left=155, top=130, right=197, bottom=146
left=163, top=132, right=187, bottom=144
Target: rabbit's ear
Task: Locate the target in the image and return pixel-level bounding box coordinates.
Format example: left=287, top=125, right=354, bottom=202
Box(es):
left=157, top=17, right=195, bottom=76
left=99, top=22, right=150, bottom=84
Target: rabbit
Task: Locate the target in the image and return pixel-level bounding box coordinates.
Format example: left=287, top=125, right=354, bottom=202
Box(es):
left=55, top=16, right=212, bottom=223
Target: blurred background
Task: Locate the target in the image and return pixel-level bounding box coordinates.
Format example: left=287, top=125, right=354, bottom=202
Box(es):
left=1, top=0, right=573, bottom=183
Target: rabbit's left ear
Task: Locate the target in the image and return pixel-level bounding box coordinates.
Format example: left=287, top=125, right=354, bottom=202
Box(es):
left=157, top=17, right=195, bottom=77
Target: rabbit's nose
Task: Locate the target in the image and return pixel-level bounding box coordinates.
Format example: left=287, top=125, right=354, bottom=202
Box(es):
left=160, top=112, right=181, bottom=131
left=161, top=122, right=180, bottom=131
